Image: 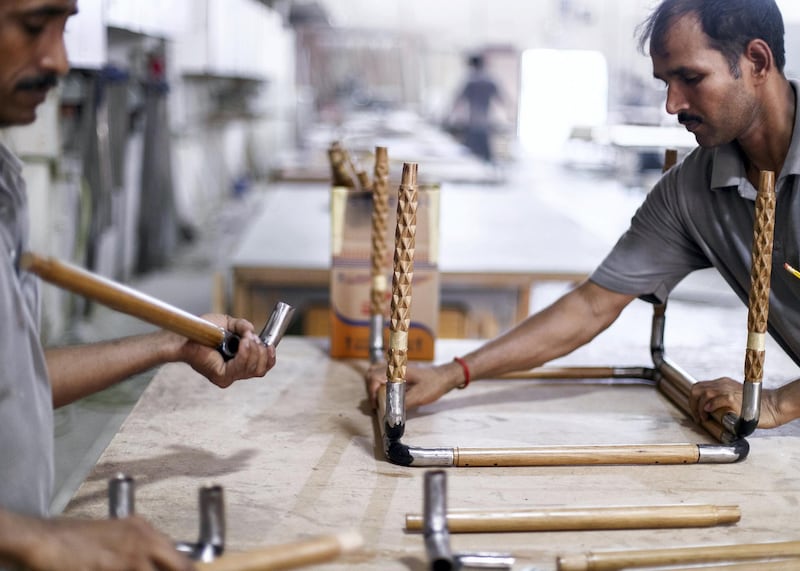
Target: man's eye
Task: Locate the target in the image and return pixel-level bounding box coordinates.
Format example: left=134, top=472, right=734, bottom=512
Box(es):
left=22, top=18, right=46, bottom=35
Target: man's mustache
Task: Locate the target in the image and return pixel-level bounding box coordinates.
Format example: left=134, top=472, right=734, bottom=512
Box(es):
left=678, top=112, right=702, bottom=124
left=16, top=74, right=59, bottom=91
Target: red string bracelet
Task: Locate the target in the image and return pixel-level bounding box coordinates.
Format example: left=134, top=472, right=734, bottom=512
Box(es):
left=453, top=356, right=470, bottom=389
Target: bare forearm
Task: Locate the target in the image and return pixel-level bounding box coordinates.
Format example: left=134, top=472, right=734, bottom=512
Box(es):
left=775, top=379, right=800, bottom=425
left=455, top=281, right=634, bottom=385
left=0, top=509, right=41, bottom=567
left=46, top=331, right=181, bottom=408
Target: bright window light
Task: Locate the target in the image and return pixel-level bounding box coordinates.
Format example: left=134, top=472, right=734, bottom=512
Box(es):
left=518, top=49, right=608, bottom=158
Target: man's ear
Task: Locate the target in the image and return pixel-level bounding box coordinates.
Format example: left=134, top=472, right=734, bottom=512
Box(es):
left=744, top=38, right=773, bottom=80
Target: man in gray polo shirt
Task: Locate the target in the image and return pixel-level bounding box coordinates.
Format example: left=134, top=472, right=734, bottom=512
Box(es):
left=0, top=1, right=275, bottom=569
left=368, top=0, right=800, bottom=430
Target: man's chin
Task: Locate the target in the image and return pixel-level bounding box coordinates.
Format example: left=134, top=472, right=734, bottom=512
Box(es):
left=0, top=108, right=38, bottom=128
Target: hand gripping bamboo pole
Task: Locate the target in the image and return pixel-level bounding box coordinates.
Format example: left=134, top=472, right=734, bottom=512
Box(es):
left=368, top=146, right=391, bottom=364
left=197, top=531, right=363, bottom=571
left=383, top=162, right=418, bottom=440
left=20, top=252, right=240, bottom=358
left=405, top=504, right=740, bottom=533
left=557, top=539, right=800, bottom=571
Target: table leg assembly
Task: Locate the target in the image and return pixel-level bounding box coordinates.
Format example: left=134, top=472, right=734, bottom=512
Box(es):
left=369, top=151, right=776, bottom=468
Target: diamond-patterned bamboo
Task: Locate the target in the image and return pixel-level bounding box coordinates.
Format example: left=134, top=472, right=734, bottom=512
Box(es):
left=744, top=171, right=776, bottom=385
left=328, top=141, right=356, bottom=188
left=386, top=163, right=418, bottom=385
left=370, top=147, right=390, bottom=318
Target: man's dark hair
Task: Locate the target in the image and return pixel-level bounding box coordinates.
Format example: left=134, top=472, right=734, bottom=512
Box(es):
left=637, top=0, right=785, bottom=77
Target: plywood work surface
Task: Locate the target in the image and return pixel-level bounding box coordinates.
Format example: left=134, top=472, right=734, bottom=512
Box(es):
left=64, top=336, right=800, bottom=570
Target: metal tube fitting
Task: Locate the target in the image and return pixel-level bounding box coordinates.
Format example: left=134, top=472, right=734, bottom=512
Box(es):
left=424, top=470, right=455, bottom=571
left=384, top=380, right=406, bottom=440
left=368, top=314, right=385, bottom=364
left=176, top=485, right=226, bottom=562
left=108, top=473, right=134, bottom=519
left=258, top=301, right=296, bottom=347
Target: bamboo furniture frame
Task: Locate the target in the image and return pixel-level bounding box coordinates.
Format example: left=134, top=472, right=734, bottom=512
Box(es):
left=371, top=151, right=776, bottom=468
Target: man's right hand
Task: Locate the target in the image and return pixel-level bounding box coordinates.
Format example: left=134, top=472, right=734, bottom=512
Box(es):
left=12, top=514, right=194, bottom=571
left=365, top=360, right=463, bottom=409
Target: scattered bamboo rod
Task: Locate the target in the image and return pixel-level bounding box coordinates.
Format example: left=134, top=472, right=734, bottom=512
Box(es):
left=632, top=560, right=800, bottom=571
left=197, top=531, right=363, bottom=571
left=405, top=504, right=739, bottom=533
left=557, top=539, right=800, bottom=571
left=20, top=252, right=235, bottom=354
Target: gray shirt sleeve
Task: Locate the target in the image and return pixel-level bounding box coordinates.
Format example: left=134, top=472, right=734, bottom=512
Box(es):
left=589, top=167, right=712, bottom=303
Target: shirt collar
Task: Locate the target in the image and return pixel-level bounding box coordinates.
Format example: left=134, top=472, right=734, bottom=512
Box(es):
left=709, top=79, right=800, bottom=196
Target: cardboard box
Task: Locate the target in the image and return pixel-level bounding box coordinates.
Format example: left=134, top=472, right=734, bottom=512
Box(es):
left=330, top=184, right=440, bottom=360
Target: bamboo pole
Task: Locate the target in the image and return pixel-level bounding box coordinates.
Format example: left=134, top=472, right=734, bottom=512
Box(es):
left=557, top=539, right=800, bottom=571
left=368, top=146, right=391, bottom=364
left=633, top=560, right=800, bottom=571
left=405, top=504, right=740, bottom=533
left=453, top=444, right=701, bottom=467
left=498, top=367, right=625, bottom=380
left=738, top=169, right=776, bottom=431
left=327, top=141, right=356, bottom=188
left=386, top=162, right=418, bottom=386
left=381, top=162, right=418, bottom=438
left=197, top=531, right=363, bottom=571
left=20, top=252, right=231, bottom=351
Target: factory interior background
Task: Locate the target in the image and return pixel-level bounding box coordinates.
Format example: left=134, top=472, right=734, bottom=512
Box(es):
left=4, top=0, right=800, bottom=514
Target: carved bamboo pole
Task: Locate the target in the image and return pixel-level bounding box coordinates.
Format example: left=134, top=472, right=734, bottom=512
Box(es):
left=327, top=141, right=356, bottom=188
left=732, top=170, right=776, bottom=435
left=368, top=146, right=391, bottom=364
left=383, top=162, right=418, bottom=438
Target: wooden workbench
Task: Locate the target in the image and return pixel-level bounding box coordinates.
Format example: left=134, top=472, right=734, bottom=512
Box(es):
left=230, top=182, right=611, bottom=338
left=64, top=311, right=800, bottom=570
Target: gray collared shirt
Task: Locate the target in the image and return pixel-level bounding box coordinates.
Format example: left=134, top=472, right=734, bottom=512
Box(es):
left=0, top=142, right=53, bottom=517
left=591, top=79, right=800, bottom=367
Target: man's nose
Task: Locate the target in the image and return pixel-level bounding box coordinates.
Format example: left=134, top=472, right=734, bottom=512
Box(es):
left=39, top=29, right=70, bottom=78
left=665, top=84, right=688, bottom=115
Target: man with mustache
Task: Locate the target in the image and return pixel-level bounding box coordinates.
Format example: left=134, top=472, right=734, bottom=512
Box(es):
left=368, top=0, right=800, bottom=430
left=0, top=1, right=275, bottom=569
